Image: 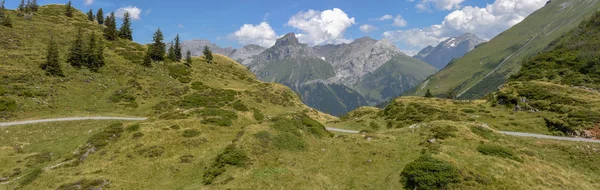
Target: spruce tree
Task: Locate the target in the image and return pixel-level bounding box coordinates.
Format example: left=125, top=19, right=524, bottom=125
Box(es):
left=87, top=9, right=94, bottom=21
left=103, top=12, right=118, bottom=41
left=41, top=33, right=64, bottom=77
left=118, top=12, right=132, bottom=40
left=142, top=48, right=152, bottom=67
left=25, top=0, right=31, bottom=13
left=86, top=32, right=104, bottom=72
left=96, top=8, right=104, bottom=24
left=95, top=35, right=105, bottom=70
left=149, top=28, right=165, bottom=62
left=203, top=46, right=213, bottom=64
left=174, top=34, right=182, bottom=60
left=0, top=0, right=5, bottom=19
left=68, top=28, right=85, bottom=68
left=30, top=0, right=38, bottom=12
left=65, top=0, right=73, bottom=17
left=424, top=89, right=434, bottom=98
left=167, top=42, right=177, bottom=61
left=185, top=50, right=192, bottom=67
left=18, top=0, right=25, bottom=12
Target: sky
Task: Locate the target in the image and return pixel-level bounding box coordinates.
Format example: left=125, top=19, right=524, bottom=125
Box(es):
left=5, top=0, right=548, bottom=55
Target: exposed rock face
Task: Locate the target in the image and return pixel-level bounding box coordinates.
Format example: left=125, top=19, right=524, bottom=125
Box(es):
left=180, top=39, right=235, bottom=57
left=229, top=44, right=266, bottom=65
left=415, top=33, right=486, bottom=69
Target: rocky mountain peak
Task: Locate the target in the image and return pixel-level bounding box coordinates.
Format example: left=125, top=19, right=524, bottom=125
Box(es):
left=275, top=33, right=301, bottom=47
left=415, top=33, right=486, bottom=69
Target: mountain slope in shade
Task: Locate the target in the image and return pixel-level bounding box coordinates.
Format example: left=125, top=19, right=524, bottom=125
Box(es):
left=229, top=44, right=266, bottom=65
left=415, top=33, right=486, bottom=69
left=409, top=0, right=600, bottom=99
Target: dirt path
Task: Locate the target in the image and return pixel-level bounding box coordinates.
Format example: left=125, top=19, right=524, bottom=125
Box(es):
left=0, top=117, right=148, bottom=127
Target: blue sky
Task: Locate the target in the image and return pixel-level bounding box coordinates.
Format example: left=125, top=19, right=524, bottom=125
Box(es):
left=5, top=0, right=547, bottom=55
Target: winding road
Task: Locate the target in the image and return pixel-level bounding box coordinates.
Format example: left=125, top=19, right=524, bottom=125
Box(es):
left=2, top=117, right=600, bottom=144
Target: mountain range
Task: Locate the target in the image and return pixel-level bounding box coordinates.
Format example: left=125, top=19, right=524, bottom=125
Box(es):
left=414, top=33, right=486, bottom=69
left=182, top=34, right=437, bottom=116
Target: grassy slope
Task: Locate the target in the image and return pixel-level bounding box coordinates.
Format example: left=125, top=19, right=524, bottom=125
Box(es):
left=409, top=0, right=600, bottom=99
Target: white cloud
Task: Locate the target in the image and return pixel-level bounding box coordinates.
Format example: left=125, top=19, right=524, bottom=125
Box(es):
left=376, top=14, right=393, bottom=21
left=393, top=15, right=408, bottom=27
left=83, top=0, right=94, bottom=6
left=360, top=24, right=378, bottom=33
left=385, top=0, right=546, bottom=52
left=177, top=24, right=184, bottom=28
left=230, top=22, right=278, bottom=47
left=287, top=8, right=356, bottom=46
left=115, top=6, right=142, bottom=20
left=416, top=0, right=466, bottom=11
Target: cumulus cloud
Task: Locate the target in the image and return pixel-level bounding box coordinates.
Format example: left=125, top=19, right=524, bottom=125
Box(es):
left=287, top=8, right=356, bottom=46
left=83, top=0, right=94, bottom=6
left=376, top=14, right=393, bottom=21
left=416, top=0, right=466, bottom=11
left=385, top=0, right=546, bottom=52
left=393, top=15, right=408, bottom=27
left=230, top=22, right=278, bottom=47
left=115, top=6, right=142, bottom=20
left=360, top=24, right=378, bottom=33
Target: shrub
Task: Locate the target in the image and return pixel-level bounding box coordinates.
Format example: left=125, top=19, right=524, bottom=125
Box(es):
left=461, top=108, right=476, bottom=114
left=137, top=146, right=165, bottom=158
left=170, top=125, right=181, bottom=130
left=25, top=152, right=52, bottom=167
left=232, top=100, right=249, bottom=111
left=273, top=133, right=306, bottom=151
left=370, top=121, right=381, bottom=130
left=180, top=155, right=194, bottom=163
left=132, top=132, right=144, bottom=139
left=88, top=123, right=124, bottom=148
left=301, top=116, right=331, bottom=137
left=126, top=124, right=140, bottom=132
left=203, top=145, right=249, bottom=184
left=470, top=126, right=496, bottom=140
left=477, top=144, right=523, bottom=162
left=20, top=168, right=43, bottom=186
left=201, top=117, right=233, bottom=126
left=191, top=82, right=208, bottom=91
left=0, top=98, right=17, bottom=112
left=253, top=109, right=265, bottom=121
left=271, top=115, right=331, bottom=138
left=58, top=179, right=109, bottom=190
left=152, top=101, right=172, bottom=113
left=182, top=129, right=200, bottom=138
left=180, top=89, right=237, bottom=109
left=430, top=125, right=458, bottom=140
left=400, top=155, right=460, bottom=189
left=108, top=89, right=138, bottom=108
left=168, top=64, right=191, bottom=83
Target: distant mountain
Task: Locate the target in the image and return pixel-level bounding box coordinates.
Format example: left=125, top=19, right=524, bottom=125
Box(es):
left=249, top=33, right=436, bottom=116
left=229, top=44, right=266, bottom=65
left=408, top=0, right=600, bottom=99
left=414, top=33, right=486, bottom=69
left=181, top=39, right=235, bottom=57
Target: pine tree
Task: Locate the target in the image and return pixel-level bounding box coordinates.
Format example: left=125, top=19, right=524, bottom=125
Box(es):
left=68, top=28, right=85, bottom=68
left=65, top=0, right=73, bottom=17
left=96, top=8, right=104, bottom=24
left=86, top=32, right=104, bottom=72
left=41, top=32, right=64, bottom=77
left=87, top=9, right=94, bottom=21
left=30, top=0, right=38, bottom=12
left=203, top=46, right=213, bottom=64
left=446, top=89, right=456, bottom=100
left=25, top=0, right=31, bottom=13
left=149, top=28, right=165, bottom=62
left=95, top=35, right=105, bottom=70
left=18, top=0, right=25, bottom=12
left=0, top=0, right=5, bottom=19
left=103, top=12, right=118, bottom=41
left=142, top=48, right=152, bottom=67
left=174, top=34, right=182, bottom=60
left=118, top=12, right=132, bottom=40
left=167, top=42, right=177, bottom=61
left=425, top=89, right=434, bottom=98
left=185, top=50, right=192, bottom=67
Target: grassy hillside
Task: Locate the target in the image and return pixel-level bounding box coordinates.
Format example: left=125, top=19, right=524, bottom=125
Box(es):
left=409, top=0, right=600, bottom=99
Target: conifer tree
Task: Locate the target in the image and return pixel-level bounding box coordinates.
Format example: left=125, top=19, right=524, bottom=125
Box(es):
left=25, top=0, right=31, bottom=13
left=18, top=0, right=25, bottom=12
left=30, top=0, right=38, bottom=12
left=149, top=28, right=165, bottom=62
left=95, top=35, right=105, bottom=70
left=0, top=0, right=5, bottom=19
left=167, top=42, right=177, bottom=61
left=2, top=14, right=12, bottom=28
left=41, top=32, right=64, bottom=77
left=142, top=48, right=152, bottom=67
left=203, top=46, right=213, bottom=64
left=185, top=50, right=192, bottom=67
left=103, top=12, right=118, bottom=41
left=174, top=34, right=182, bottom=60
left=65, top=0, right=73, bottom=17
left=68, top=28, right=85, bottom=68
left=96, top=8, right=104, bottom=24
left=87, top=9, right=94, bottom=21
left=118, top=12, right=132, bottom=40
left=424, top=89, right=434, bottom=98
left=86, top=32, right=104, bottom=72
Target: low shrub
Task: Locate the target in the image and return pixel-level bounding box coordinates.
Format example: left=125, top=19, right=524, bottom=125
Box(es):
left=57, top=179, right=109, bottom=190
left=25, top=152, right=52, bottom=167
left=477, top=144, right=522, bottom=162
left=400, top=155, right=460, bottom=189
left=88, top=123, right=124, bottom=148
left=203, top=145, right=249, bottom=184
left=430, top=125, right=458, bottom=140
left=232, top=100, right=249, bottom=111
left=20, top=168, right=43, bottom=186
left=137, top=146, right=165, bottom=158
left=132, top=132, right=144, bottom=139
left=182, top=129, right=200, bottom=138
left=180, top=155, right=194, bottom=163
left=170, top=125, right=181, bottom=130
left=253, top=109, right=265, bottom=121
left=461, top=108, right=477, bottom=114
left=370, top=121, right=381, bottom=130
left=273, top=133, right=306, bottom=151
left=470, top=126, right=496, bottom=140
left=0, top=98, right=17, bottom=112
left=126, top=124, right=140, bottom=132
left=180, top=89, right=237, bottom=109
left=201, top=117, right=233, bottom=126
left=108, top=89, right=138, bottom=108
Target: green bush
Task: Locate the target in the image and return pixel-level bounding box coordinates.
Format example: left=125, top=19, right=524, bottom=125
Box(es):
left=253, top=109, right=265, bottom=121
left=137, top=146, right=165, bottom=158
left=168, top=64, right=191, bottom=83
left=191, top=81, right=208, bottom=91
left=271, top=115, right=331, bottom=138
left=477, top=144, right=523, bottom=162
left=201, top=117, right=233, bottom=126
left=170, top=125, right=181, bottom=130
left=20, top=168, right=43, bottom=186
left=273, top=133, right=306, bottom=151
left=430, top=125, right=458, bottom=140
left=25, top=152, right=52, bottom=167
left=179, top=155, right=194, bottom=163
left=370, top=121, right=381, bottom=130
left=0, top=97, right=17, bottom=112
left=196, top=108, right=237, bottom=126
left=203, top=145, right=249, bottom=184
left=108, top=89, right=138, bottom=108
left=400, top=155, right=460, bottom=190
left=87, top=123, right=124, bottom=148
left=381, top=102, right=464, bottom=128
left=180, top=89, right=237, bottom=109
left=461, top=108, right=476, bottom=114
left=126, top=124, right=140, bottom=132
left=132, top=132, right=144, bottom=139
left=57, top=179, right=108, bottom=190
left=232, top=100, right=249, bottom=111
left=470, top=126, right=496, bottom=140
left=182, top=129, right=200, bottom=138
